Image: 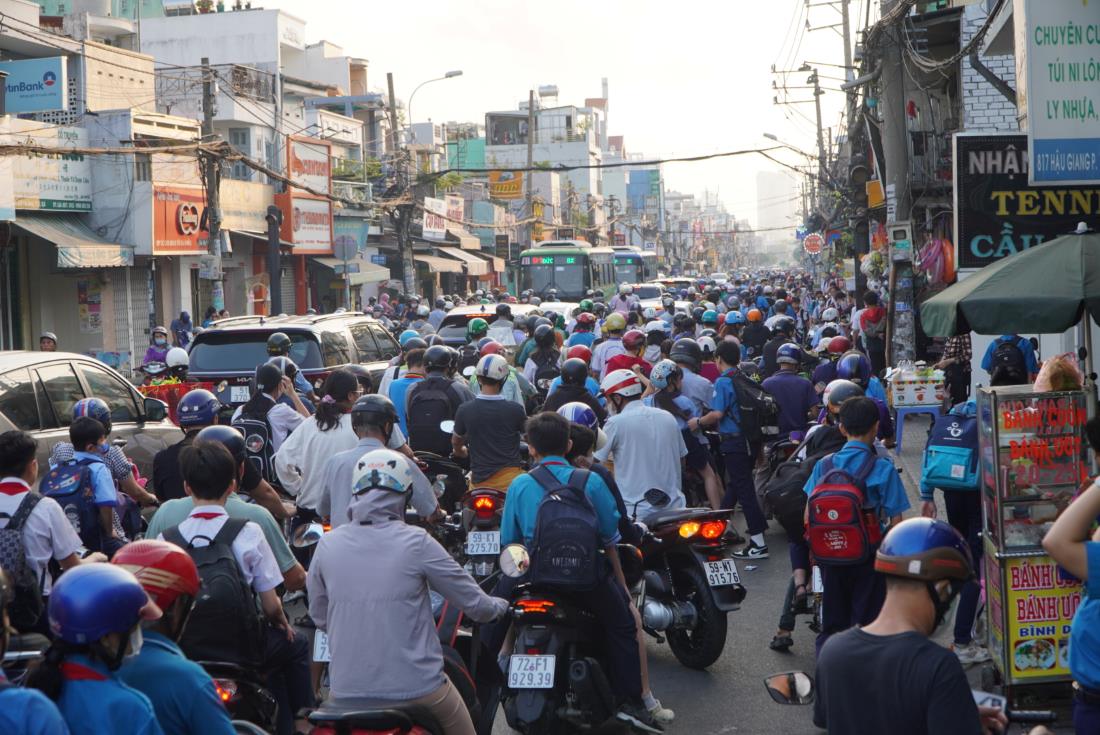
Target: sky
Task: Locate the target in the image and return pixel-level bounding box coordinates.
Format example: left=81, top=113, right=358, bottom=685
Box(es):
left=264, top=0, right=866, bottom=230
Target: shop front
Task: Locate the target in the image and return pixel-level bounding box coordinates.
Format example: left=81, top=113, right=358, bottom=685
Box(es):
left=219, top=179, right=277, bottom=317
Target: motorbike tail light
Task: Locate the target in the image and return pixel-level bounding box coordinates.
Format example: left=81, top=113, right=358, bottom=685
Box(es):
left=469, top=495, right=496, bottom=519
left=516, top=599, right=555, bottom=614
left=699, top=520, right=726, bottom=540
left=322, top=523, right=331, bottom=533
left=678, top=521, right=701, bottom=538
left=213, top=678, right=238, bottom=704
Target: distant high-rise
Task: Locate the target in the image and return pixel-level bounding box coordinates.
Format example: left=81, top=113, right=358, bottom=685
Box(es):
left=755, top=170, right=798, bottom=235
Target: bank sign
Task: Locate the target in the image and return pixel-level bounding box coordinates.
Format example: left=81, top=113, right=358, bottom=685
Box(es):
left=953, top=133, right=1093, bottom=269
left=1024, top=0, right=1100, bottom=185
left=0, top=57, right=67, bottom=114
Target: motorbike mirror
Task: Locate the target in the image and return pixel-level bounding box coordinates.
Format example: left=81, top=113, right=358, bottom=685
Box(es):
left=111, top=438, right=128, bottom=448
left=462, top=366, right=476, bottom=378
left=439, top=419, right=455, bottom=434
left=644, top=488, right=672, bottom=508
left=764, top=671, right=815, bottom=705
left=499, top=544, right=530, bottom=578
left=291, top=522, right=325, bottom=548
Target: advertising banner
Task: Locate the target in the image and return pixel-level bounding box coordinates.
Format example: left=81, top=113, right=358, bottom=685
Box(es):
left=445, top=194, right=464, bottom=227
left=999, top=553, right=1081, bottom=681
left=279, top=195, right=332, bottom=254
left=953, top=133, right=1091, bottom=269
left=1024, top=0, right=1100, bottom=185
left=13, top=125, right=92, bottom=211
left=287, top=137, right=332, bottom=195
left=153, top=185, right=208, bottom=255
left=0, top=57, right=68, bottom=114
left=488, top=170, right=524, bottom=199
left=422, top=196, right=447, bottom=240
left=219, top=179, right=273, bottom=231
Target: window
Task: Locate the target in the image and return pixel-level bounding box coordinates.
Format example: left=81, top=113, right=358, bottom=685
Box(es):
left=36, top=364, right=85, bottom=428
left=188, top=331, right=323, bottom=371
left=134, top=153, right=152, bottom=182
left=0, top=369, right=40, bottom=430
left=349, top=324, right=382, bottom=361
left=79, top=365, right=139, bottom=424
left=321, top=331, right=353, bottom=367
left=228, top=128, right=252, bottom=181
left=369, top=324, right=400, bottom=360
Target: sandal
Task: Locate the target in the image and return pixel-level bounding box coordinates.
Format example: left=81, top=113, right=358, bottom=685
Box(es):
left=769, top=634, right=794, bottom=652
left=790, top=583, right=810, bottom=615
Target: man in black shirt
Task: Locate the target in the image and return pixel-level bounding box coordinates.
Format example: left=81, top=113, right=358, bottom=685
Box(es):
left=452, top=354, right=528, bottom=492
left=542, top=358, right=608, bottom=425
left=814, top=517, right=1006, bottom=735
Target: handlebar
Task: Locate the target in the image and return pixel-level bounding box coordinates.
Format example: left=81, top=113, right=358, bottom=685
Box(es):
left=1009, top=710, right=1057, bottom=725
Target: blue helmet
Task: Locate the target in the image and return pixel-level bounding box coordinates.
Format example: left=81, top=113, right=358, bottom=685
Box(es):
left=48, top=564, right=159, bottom=645
left=73, top=398, right=111, bottom=429
left=875, top=518, right=973, bottom=582
left=398, top=329, right=419, bottom=347
left=701, top=309, right=718, bottom=325
left=724, top=311, right=745, bottom=326
left=776, top=343, right=802, bottom=366
left=649, top=359, right=682, bottom=390
left=176, top=389, right=221, bottom=428
left=557, top=402, right=599, bottom=430
left=837, top=351, right=872, bottom=385
left=195, top=425, right=247, bottom=463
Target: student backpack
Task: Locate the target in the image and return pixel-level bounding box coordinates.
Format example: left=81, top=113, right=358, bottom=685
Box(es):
left=233, top=395, right=278, bottom=486
left=989, top=337, right=1028, bottom=385
left=406, top=376, right=461, bottom=456
left=0, top=493, right=45, bottom=630
left=806, top=447, right=881, bottom=565
left=527, top=466, right=601, bottom=591
left=41, top=457, right=108, bottom=553
left=921, top=401, right=979, bottom=491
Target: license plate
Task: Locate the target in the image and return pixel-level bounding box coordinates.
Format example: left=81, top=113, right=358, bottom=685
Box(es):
left=704, top=559, right=740, bottom=587
left=812, top=566, right=823, bottom=594
left=466, top=531, right=500, bottom=555
left=508, top=655, right=555, bottom=689
left=313, top=631, right=331, bottom=663
left=230, top=385, right=251, bottom=403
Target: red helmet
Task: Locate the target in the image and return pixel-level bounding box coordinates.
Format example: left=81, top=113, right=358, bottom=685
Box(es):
left=827, top=336, right=852, bottom=354
left=112, top=540, right=200, bottom=610
left=622, top=329, right=646, bottom=352
left=575, top=312, right=597, bottom=327
left=479, top=339, right=503, bottom=356
left=566, top=345, right=593, bottom=363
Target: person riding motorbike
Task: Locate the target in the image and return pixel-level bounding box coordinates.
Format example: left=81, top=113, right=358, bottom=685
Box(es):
left=265, top=332, right=319, bottom=404
left=644, top=321, right=667, bottom=364
left=408, top=305, right=437, bottom=337
left=307, top=449, right=508, bottom=735
left=609, top=283, right=640, bottom=314
left=720, top=310, right=745, bottom=342
left=542, top=357, right=608, bottom=423
left=761, top=317, right=805, bottom=378
left=453, top=354, right=528, bottom=491
left=522, top=324, right=562, bottom=393
left=163, top=348, right=190, bottom=383
left=811, top=336, right=852, bottom=394
left=604, top=329, right=652, bottom=377
left=113, top=541, right=236, bottom=735
left=405, top=345, right=474, bottom=457
left=591, top=312, right=628, bottom=380
left=568, top=311, right=599, bottom=349
left=464, top=340, right=530, bottom=407
left=740, top=309, right=769, bottom=359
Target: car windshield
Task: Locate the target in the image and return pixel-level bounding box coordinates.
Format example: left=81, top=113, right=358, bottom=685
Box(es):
left=188, top=331, right=324, bottom=372
left=615, top=263, right=643, bottom=284
left=438, top=314, right=517, bottom=345
left=634, top=284, right=662, bottom=299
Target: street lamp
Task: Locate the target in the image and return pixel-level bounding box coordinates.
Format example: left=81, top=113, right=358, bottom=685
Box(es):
left=763, top=132, right=816, bottom=160
left=407, top=70, right=463, bottom=144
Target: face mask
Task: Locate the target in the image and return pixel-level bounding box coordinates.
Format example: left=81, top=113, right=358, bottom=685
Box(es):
left=125, top=625, right=144, bottom=660
left=98, top=441, right=111, bottom=455
left=154, top=337, right=167, bottom=347
left=927, top=580, right=964, bottom=633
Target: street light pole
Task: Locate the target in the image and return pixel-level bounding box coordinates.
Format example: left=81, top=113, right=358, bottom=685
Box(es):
left=407, top=70, right=463, bottom=144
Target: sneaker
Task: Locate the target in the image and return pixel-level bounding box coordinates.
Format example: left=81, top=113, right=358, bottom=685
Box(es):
left=732, top=542, right=769, bottom=559
left=646, top=699, right=675, bottom=725
left=616, top=701, right=665, bottom=733
left=952, top=641, right=992, bottom=665
left=769, top=634, right=794, bottom=652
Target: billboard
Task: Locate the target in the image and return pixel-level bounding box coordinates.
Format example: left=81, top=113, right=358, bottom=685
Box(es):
left=281, top=196, right=333, bottom=254
left=488, top=170, right=524, bottom=199
left=287, top=137, right=331, bottom=195
left=0, top=57, right=68, bottom=114
left=13, top=125, right=92, bottom=211
left=953, top=133, right=1090, bottom=270
left=422, top=197, right=447, bottom=241
left=153, top=185, right=208, bottom=255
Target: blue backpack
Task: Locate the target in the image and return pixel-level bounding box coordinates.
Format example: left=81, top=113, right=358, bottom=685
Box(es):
left=921, top=401, right=979, bottom=490
left=527, top=466, right=601, bottom=591
left=41, top=457, right=108, bottom=552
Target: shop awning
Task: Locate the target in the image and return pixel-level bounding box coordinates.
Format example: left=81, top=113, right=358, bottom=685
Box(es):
left=477, top=253, right=506, bottom=272
left=13, top=214, right=134, bottom=268
left=347, top=263, right=390, bottom=285
left=437, top=247, right=489, bottom=276
left=228, top=229, right=295, bottom=249
left=311, top=257, right=356, bottom=273
left=446, top=228, right=480, bottom=251
left=414, top=253, right=463, bottom=273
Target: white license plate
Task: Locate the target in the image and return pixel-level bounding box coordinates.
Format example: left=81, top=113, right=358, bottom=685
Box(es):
left=230, top=385, right=251, bottom=403
left=812, top=566, right=823, bottom=594
left=466, top=531, right=500, bottom=555
left=704, top=559, right=740, bottom=587
left=508, top=655, right=555, bottom=689
left=313, top=631, right=331, bottom=663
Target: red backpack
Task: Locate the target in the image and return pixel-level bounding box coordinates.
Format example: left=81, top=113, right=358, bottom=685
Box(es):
left=806, top=448, right=882, bottom=565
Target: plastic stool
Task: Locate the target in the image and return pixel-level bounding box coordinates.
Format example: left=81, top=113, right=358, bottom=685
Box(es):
left=894, top=405, right=940, bottom=451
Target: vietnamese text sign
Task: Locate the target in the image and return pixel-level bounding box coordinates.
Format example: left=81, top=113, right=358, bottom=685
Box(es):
left=153, top=186, right=208, bottom=255
left=287, top=137, right=331, bottom=195
left=219, top=179, right=273, bottom=231
left=422, top=197, right=447, bottom=241
left=0, top=57, right=68, bottom=114
left=1002, top=555, right=1081, bottom=680
left=13, top=125, right=91, bottom=212
left=803, top=232, right=824, bottom=255
left=1024, top=1, right=1100, bottom=185
left=445, top=195, right=464, bottom=229
left=284, top=196, right=332, bottom=254
left=953, top=133, right=1095, bottom=269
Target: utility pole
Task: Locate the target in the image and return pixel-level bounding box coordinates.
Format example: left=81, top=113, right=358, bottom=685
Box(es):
left=200, top=58, right=221, bottom=257
left=266, top=206, right=282, bottom=315
left=524, top=89, right=535, bottom=248
left=607, top=194, right=619, bottom=245
left=840, top=0, right=857, bottom=127
left=879, top=0, right=915, bottom=364
left=388, top=72, right=417, bottom=297
left=810, top=68, right=826, bottom=205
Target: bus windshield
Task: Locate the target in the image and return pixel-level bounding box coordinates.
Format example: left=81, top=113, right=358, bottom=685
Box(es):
left=521, top=259, right=586, bottom=299
left=614, top=261, right=643, bottom=284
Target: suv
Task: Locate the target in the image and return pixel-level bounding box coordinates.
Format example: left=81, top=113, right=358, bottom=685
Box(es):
left=436, top=304, right=543, bottom=349
left=0, top=352, right=182, bottom=480
left=187, top=312, right=400, bottom=407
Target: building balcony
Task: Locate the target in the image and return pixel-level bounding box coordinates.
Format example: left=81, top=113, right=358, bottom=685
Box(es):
left=332, top=156, right=368, bottom=182
left=333, top=180, right=372, bottom=209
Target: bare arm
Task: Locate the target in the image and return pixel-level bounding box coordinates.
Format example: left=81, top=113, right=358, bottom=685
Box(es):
left=605, top=544, right=629, bottom=594
left=282, top=563, right=307, bottom=592
left=99, top=507, right=117, bottom=538
left=1043, top=482, right=1100, bottom=581
left=250, top=479, right=292, bottom=520
left=259, top=588, right=293, bottom=641
left=281, top=377, right=311, bottom=418
left=451, top=432, right=467, bottom=459
left=120, top=474, right=158, bottom=507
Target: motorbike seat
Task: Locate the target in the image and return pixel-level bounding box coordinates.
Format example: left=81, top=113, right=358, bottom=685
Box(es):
left=308, top=706, right=442, bottom=734
left=644, top=507, right=708, bottom=527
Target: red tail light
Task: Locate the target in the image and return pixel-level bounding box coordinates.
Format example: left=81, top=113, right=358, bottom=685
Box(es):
left=213, top=678, right=237, bottom=704
left=515, top=599, right=556, bottom=614
left=699, top=520, right=727, bottom=540
left=469, top=494, right=497, bottom=519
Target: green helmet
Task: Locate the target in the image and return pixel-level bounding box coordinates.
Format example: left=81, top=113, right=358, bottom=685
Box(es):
left=554, top=313, right=566, bottom=330
left=579, top=298, right=594, bottom=312
left=467, top=317, right=489, bottom=339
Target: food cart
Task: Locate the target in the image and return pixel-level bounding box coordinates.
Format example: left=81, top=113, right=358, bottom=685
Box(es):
left=978, top=385, right=1091, bottom=698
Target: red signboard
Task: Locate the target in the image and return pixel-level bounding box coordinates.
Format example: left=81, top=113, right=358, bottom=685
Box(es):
left=153, top=185, right=208, bottom=255
left=803, top=232, right=825, bottom=255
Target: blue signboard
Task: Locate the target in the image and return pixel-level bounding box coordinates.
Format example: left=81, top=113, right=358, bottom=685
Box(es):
left=370, top=254, right=387, bottom=265
left=0, top=57, right=68, bottom=114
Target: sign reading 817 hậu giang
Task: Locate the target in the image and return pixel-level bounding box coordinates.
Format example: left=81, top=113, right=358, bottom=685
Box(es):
left=952, top=133, right=1097, bottom=269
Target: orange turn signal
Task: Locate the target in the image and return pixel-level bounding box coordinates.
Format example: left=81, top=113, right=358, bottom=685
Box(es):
left=678, top=521, right=701, bottom=538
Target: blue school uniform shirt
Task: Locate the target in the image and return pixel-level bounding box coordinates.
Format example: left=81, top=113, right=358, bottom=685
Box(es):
left=547, top=374, right=602, bottom=403
left=56, top=653, right=163, bottom=735
left=118, top=631, right=235, bottom=735
left=388, top=373, right=424, bottom=435
left=643, top=394, right=697, bottom=430
left=0, top=671, right=70, bottom=735
left=802, top=440, right=910, bottom=526
left=980, top=335, right=1040, bottom=375
left=70, top=451, right=118, bottom=508
left=710, top=369, right=744, bottom=435
left=1070, top=542, right=1100, bottom=690
left=567, top=331, right=596, bottom=349
left=501, top=457, right=621, bottom=547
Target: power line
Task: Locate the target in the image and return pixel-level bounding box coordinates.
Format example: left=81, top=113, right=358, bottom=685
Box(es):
left=429, top=146, right=787, bottom=176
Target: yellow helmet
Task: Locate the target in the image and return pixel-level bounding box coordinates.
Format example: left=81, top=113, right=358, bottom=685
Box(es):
left=603, top=312, right=627, bottom=333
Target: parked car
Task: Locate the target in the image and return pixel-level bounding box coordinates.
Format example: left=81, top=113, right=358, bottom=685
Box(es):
left=0, top=352, right=181, bottom=481
left=435, top=304, right=543, bottom=348
left=187, top=312, right=401, bottom=407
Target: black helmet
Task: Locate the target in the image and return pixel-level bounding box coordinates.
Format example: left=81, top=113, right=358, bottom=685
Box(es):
left=533, top=323, right=556, bottom=348
left=514, top=315, right=529, bottom=332
left=351, top=394, right=398, bottom=427
left=561, top=358, right=589, bottom=386
left=344, top=364, right=373, bottom=393
left=670, top=338, right=702, bottom=370
left=403, top=337, right=429, bottom=352
left=447, top=346, right=461, bottom=371
left=698, top=328, right=718, bottom=340
left=691, top=306, right=705, bottom=322
left=533, top=316, right=553, bottom=331
left=266, top=332, right=292, bottom=356
left=195, top=425, right=247, bottom=463
left=672, top=313, right=694, bottom=333
left=772, top=317, right=796, bottom=336
left=266, top=355, right=298, bottom=380
left=424, top=345, right=451, bottom=371
left=425, top=334, right=446, bottom=347
left=255, top=363, right=284, bottom=393
left=496, top=303, right=512, bottom=319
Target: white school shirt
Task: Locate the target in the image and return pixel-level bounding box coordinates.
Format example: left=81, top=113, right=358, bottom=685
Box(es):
left=0, top=477, right=82, bottom=596
left=160, top=505, right=282, bottom=593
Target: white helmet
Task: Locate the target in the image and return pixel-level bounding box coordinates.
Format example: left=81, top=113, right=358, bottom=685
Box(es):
left=822, top=307, right=839, bottom=321
left=352, top=448, right=414, bottom=496
left=619, top=282, right=633, bottom=295
left=417, top=305, right=430, bottom=317
left=643, top=307, right=657, bottom=320
left=763, top=285, right=774, bottom=294
left=600, top=368, right=643, bottom=399
left=698, top=336, right=717, bottom=356
left=645, top=320, right=667, bottom=334
left=475, top=354, right=510, bottom=382
left=166, top=347, right=189, bottom=368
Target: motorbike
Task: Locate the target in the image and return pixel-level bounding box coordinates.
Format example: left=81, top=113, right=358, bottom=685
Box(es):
left=199, top=660, right=279, bottom=732
left=634, top=489, right=746, bottom=670
left=2, top=632, right=49, bottom=686
left=460, top=486, right=505, bottom=580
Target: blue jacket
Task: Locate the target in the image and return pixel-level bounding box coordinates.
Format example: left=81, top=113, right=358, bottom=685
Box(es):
left=802, top=440, right=910, bottom=526
left=56, top=654, right=163, bottom=735
left=501, top=458, right=621, bottom=547
left=0, top=672, right=69, bottom=735
left=118, top=631, right=235, bottom=735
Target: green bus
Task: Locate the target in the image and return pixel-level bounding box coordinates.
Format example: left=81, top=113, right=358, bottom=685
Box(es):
left=519, top=240, right=616, bottom=300
left=613, top=248, right=659, bottom=284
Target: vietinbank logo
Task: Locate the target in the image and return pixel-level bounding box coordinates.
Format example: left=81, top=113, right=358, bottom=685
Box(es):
left=43, top=70, right=56, bottom=87
left=0, top=57, right=68, bottom=113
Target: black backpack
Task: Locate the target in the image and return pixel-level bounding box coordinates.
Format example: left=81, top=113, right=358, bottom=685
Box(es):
left=722, top=370, right=780, bottom=455
left=531, top=349, right=562, bottom=394
left=762, top=426, right=846, bottom=539
left=234, top=396, right=277, bottom=486
left=527, top=466, right=601, bottom=591
left=163, top=517, right=265, bottom=666
left=457, top=344, right=480, bottom=372
left=407, top=376, right=461, bottom=456
left=0, top=493, right=44, bottom=630
left=989, top=337, right=1028, bottom=385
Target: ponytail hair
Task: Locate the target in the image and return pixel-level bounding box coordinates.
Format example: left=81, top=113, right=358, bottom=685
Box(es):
left=653, top=379, right=691, bottom=421
left=26, top=642, right=71, bottom=701
left=316, top=368, right=359, bottom=432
